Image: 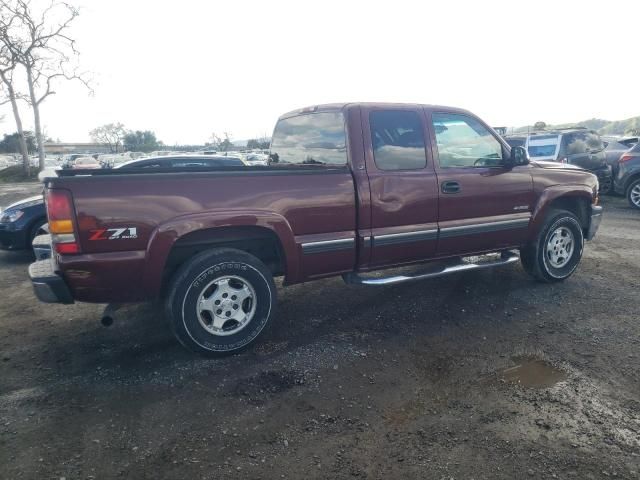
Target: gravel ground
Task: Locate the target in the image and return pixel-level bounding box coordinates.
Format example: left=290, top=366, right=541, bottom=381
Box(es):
left=0, top=183, right=638, bottom=479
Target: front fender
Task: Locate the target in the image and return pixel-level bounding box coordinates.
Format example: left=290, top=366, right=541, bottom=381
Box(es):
left=529, top=185, right=594, bottom=239
left=142, top=210, right=298, bottom=298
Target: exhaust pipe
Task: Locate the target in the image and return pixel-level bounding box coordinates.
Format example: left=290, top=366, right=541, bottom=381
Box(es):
left=101, top=303, right=122, bottom=327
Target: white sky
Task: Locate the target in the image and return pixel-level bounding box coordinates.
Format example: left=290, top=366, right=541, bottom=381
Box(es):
left=2, top=0, right=638, bottom=145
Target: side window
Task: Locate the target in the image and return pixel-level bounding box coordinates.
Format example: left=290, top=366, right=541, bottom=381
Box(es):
left=171, top=160, right=207, bottom=167
left=564, top=132, right=604, bottom=155
left=369, top=110, right=427, bottom=170
left=432, top=113, right=504, bottom=168
left=269, top=112, right=347, bottom=165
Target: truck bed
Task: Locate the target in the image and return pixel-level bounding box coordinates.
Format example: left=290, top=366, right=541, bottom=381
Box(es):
left=46, top=166, right=357, bottom=301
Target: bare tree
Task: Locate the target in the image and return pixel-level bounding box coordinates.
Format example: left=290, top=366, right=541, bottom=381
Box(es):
left=0, top=43, right=29, bottom=174
left=89, top=123, right=126, bottom=153
left=0, top=0, right=91, bottom=171
left=209, top=131, right=233, bottom=152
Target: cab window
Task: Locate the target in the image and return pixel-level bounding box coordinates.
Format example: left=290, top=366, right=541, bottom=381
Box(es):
left=432, top=113, right=503, bottom=167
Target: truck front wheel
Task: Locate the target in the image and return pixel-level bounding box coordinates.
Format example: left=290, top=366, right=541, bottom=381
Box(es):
left=520, top=209, right=584, bottom=283
left=165, top=248, right=277, bottom=355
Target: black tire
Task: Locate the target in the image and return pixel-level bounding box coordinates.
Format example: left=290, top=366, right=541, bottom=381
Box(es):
left=28, top=218, right=48, bottom=247
left=519, top=209, right=584, bottom=283
left=626, top=178, right=640, bottom=210
left=165, top=248, right=276, bottom=355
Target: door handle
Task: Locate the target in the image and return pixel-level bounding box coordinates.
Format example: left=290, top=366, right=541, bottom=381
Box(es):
left=441, top=181, right=461, bottom=194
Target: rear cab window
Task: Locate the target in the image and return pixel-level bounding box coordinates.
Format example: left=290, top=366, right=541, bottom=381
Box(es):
left=269, top=112, right=347, bottom=166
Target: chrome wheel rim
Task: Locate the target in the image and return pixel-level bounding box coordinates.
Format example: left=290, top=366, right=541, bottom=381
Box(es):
left=546, top=226, right=574, bottom=268
left=196, top=275, right=256, bottom=336
left=630, top=184, right=640, bottom=207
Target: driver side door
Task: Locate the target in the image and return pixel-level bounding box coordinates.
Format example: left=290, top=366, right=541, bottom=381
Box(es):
left=426, top=109, right=535, bottom=257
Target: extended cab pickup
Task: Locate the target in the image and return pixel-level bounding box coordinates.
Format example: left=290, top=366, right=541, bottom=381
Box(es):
left=29, top=103, right=603, bottom=354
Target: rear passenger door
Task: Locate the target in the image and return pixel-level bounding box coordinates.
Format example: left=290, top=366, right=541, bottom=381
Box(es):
left=427, top=110, right=534, bottom=256
left=362, top=106, right=439, bottom=268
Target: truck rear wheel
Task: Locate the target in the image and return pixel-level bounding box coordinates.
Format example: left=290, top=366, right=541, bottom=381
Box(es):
left=520, top=209, right=584, bottom=283
left=165, top=248, right=276, bottom=355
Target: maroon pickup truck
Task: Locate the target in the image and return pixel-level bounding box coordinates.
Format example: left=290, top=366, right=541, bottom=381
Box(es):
left=29, top=103, right=603, bottom=354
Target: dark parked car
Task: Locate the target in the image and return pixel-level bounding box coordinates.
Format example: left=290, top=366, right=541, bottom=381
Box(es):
left=0, top=196, right=48, bottom=251
left=602, top=136, right=638, bottom=178
left=28, top=102, right=602, bottom=355
left=506, top=129, right=613, bottom=193
left=613, top=142, right=640, bottom=209
left=0, top=155, right=246, bottom=252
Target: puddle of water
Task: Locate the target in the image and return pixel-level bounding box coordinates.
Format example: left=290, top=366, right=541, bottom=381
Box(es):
left=500, top=357, right=567, bottom=388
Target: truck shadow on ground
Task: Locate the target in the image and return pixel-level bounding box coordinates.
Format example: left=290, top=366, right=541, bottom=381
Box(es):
left=10, top=264, right=538, bottom=392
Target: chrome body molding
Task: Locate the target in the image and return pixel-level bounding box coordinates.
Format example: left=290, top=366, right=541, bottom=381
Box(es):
left=373, top=229, right=438, bottom=247
left=301, top=217, right=530, bottom=254
left=438, top=218, right=530, bottom=239
left=301, top=238, right=355, bottom=255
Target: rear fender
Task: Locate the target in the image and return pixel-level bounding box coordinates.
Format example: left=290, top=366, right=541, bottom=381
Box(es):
left=143, top=210, right=297, bottom=298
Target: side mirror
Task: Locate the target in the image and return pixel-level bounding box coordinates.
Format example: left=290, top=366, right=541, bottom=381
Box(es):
left=509, top=146, right=530, bottom=166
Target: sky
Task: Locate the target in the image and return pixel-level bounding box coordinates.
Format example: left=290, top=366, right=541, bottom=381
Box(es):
left=1, top=0, right=639, bottom=145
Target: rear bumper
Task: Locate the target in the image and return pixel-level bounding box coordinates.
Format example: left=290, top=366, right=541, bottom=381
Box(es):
left=586, top=205, right=603, bottom=241
left=32, top=233, right=52, bottom=260
left=29, top=259, right=74, bottom=304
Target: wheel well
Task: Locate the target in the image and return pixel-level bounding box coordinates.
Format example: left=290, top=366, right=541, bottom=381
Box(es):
left=28, top=216, right=48, bottom=241
left=162, top=226, right=285, bottom=293
left=547, top=196, right=590, bottom=233
left=624, top=172, right=640, bottom=193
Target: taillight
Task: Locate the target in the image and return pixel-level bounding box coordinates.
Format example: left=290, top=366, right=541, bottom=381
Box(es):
left=46, top=189, right=80, bottom=255
left=619, top=154, right=633, bottom=163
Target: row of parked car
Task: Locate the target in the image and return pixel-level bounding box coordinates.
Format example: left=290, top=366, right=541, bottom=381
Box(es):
left=0, top=153, right=266, bottom=253
left=504, top=128, right=640, bottom=209
left=1, top=127, right=639, bottom=260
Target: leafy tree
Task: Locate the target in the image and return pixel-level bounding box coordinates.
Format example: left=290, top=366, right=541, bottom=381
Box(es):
left=123, top=130, right=162, bottom=152
left=0, top=131, right=35, bottom=153
left=533, top=121, right=547, bottom=131
left=89, top=123, right=126, bottom=153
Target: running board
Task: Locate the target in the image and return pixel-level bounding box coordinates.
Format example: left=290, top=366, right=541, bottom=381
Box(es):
left=342, top=252, right=519, bottom=286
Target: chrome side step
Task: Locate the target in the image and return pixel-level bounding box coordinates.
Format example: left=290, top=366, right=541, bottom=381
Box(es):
left=342, top=252, right=519, bottom=286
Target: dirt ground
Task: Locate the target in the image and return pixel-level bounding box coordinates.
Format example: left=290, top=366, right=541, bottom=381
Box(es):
left=0, top=183, right=638, bottom=480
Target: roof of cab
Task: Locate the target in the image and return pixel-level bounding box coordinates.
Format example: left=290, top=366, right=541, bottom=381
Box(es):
left=278, top=102, right=473, bottom=120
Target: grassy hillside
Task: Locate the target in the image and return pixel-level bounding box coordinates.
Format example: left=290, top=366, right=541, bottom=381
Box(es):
left=514, top=116, right=640, bottom=136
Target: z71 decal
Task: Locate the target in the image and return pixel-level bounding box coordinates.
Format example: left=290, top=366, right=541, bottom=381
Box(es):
left=89, top=227, right=138, bottom=240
